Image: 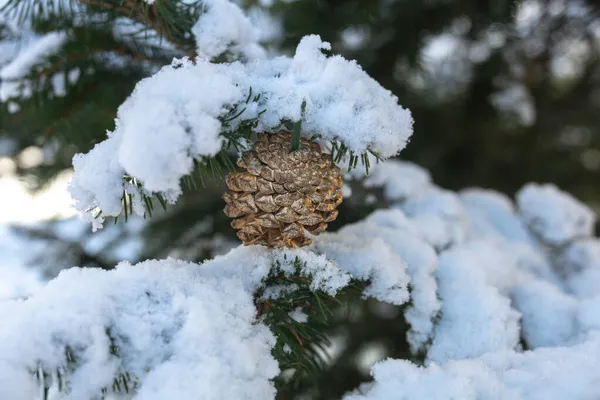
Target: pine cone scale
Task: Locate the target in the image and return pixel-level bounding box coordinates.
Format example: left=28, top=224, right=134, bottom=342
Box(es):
left=255, top=193, right=279, bottom=212
left=256, top=178, right=275, bottom=194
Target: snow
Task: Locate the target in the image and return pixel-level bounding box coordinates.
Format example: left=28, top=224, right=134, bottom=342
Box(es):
left=192, top=0, right=265, bottom=60
left=246, top=6, right=283, bottom=45
left=270, top=248, right=351, bottom=296
left=313, top=232, right=410, bottom=305
left=289, top=307, right=308, bottom=323
left=561, top=238, right=600, bottom=272
left=0, top=264, right=42, bottom=301
left=578, top=295, right=600, bottom=333
left=517, top=183, right=596, bottom=246
left=427, top=243, right=521, bottom=363
left=512, top=281, right=578, bottom=348
left=556, top=239, right=600, bottom=298
left=276, top=35, right=413, bottom=158
left=345, top=358, right=516, bottom=400
left=335, top=210, right=440, bottom=353
left=0, top=27, right=20, bottom=68
left=401, top=189, right=469, bottom=251
left=0, top=215, right=428, bottom=398
left=0, top=252, right=280, bottom=400
left=335, top=161, right=600, bottom=399
left=361, top=160, right=432, bottom=203
left=44, top=124, right=600, bottom=399
left=70, top=32, right=413, bottom=225
left=0, top=225, right=44, bottom=300
left=345, top=334, right=600, bottom=400
left=566, top=266, right=600, bottom=299
left=111, top=59, right=240, bottom=194
left=460, top=188, right=534, bottom=243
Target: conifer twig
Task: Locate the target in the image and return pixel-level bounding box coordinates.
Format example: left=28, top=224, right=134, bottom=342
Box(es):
left=77, top=0, right=196, bottom=57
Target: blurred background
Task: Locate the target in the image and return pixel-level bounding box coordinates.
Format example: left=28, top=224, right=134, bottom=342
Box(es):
left=1, top=0, right=600, bottom=398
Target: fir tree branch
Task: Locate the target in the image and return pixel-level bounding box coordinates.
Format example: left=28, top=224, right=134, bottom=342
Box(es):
left=77, top=0, right=198, bottom=57
left=257, top=257, right=368, bottom=391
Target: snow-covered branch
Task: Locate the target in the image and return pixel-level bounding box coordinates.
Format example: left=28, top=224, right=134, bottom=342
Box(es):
left=5, top=159, right=600, bottom=399
left=70, top=18, right=413, bottom=228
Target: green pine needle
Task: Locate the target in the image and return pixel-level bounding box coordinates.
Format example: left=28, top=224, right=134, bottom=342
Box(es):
left=257, top=257, right=367, bottom=390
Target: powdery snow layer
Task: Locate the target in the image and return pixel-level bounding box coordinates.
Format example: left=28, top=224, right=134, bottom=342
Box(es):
left=339, top=161, right=600, bottom=400
left=361, top=160, right=432, bottom=202
left=0, top=251, right=279, bottom=400
left=345, top=334, right=600, bottom=400
left=192, top=0, right=265, bottom=60
left=69, top=33, right=413, bottom=227
left=427, top=242, right=521, bottom=363
left=332, top=209, right=440, bottom=354
left=517, top=183, right=596, bottom=246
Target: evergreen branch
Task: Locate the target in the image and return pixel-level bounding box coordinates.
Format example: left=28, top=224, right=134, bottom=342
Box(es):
left=66, top=83, right=376, bottom=223
left=77, top=0, right=198, bottom=57
left=1, top=0, right=200, bottom=56
left=330, top=139, right=376, bottom=174
left=257, top=257, right=367, bottom=390
left=105, top=91, right=263, bottom=222
left=31, top=43, right=159, bottom=82
left=109, top=148, right=237, bottom=224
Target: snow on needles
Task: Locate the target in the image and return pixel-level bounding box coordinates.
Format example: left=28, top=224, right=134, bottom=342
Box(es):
left=0, top=253, right=279, bottom=400
left=192, top=0, right=265, bottom=60
left=339, top=162, right=600, bottom=400
left=70, top=31, right=413, bottom=226
left=517, top=183, right=596, bottom=246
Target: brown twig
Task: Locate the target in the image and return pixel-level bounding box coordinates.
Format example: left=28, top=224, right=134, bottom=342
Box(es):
left=289, top=327, right=304, bottom=346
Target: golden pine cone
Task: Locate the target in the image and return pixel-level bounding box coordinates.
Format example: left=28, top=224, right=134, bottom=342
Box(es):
left=223, top=131, right=343, bottom=248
